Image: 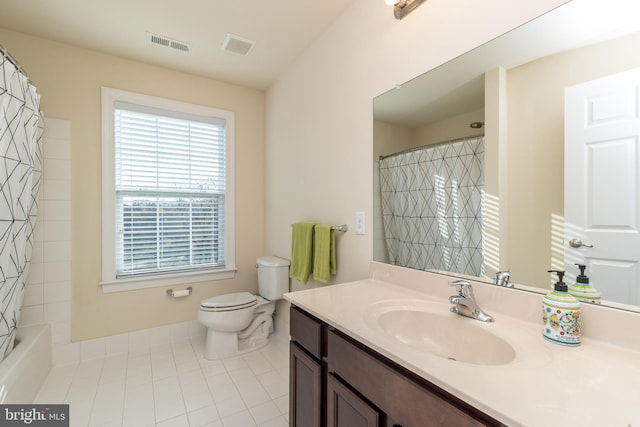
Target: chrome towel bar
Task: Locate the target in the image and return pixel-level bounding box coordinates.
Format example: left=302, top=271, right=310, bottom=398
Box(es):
left=291, top=223, right=348, bottom=232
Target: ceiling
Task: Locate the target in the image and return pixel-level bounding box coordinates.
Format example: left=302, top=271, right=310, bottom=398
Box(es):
left=0, top=0, right=353, bottom=90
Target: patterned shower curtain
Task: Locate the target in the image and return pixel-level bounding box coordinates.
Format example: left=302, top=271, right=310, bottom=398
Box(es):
left=0, top=48, right=43, bottom=361
left=379, top=136, right=484, bottom=277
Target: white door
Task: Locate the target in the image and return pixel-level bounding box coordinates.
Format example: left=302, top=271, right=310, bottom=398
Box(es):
left=565, top=67, right=640, bottom=306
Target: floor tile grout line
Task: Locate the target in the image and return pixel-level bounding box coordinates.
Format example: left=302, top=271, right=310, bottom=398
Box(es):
left=37, top=332, right=290, bottom=427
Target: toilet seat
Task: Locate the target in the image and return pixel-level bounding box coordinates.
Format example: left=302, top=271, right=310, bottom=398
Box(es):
left=200, top=292, right=257, bottom=312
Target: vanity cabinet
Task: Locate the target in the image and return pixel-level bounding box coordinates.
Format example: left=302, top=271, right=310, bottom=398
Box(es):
left=289, top=305, right=505, bottom=427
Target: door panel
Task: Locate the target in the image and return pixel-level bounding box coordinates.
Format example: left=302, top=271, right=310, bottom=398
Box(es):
left=327, top=373, right=380, bottom=427
left=565, top=67, right=640, bottom=305
left=290, top=342, right=322, bottom=427
left=587, top=138, right=637, bottom=229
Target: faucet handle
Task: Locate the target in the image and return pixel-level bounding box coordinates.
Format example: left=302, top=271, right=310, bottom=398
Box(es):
left=449, top=279, right=471, bottom=295
left=494, top=270, right=510, bottom=285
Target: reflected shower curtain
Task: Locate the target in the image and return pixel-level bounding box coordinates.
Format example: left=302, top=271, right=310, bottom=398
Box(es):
left=0, top=49, right=43, bottom=361
left=379, top=136, right=484, bottom=277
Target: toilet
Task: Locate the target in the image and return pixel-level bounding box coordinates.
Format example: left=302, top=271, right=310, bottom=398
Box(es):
left=198, top=255, right=290, bottom=360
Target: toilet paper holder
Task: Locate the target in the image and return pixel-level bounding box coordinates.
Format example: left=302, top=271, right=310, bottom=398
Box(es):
left=167, top=286, right=193, bottom=298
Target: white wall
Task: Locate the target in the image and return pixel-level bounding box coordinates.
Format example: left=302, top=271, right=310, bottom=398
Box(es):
left=266, top=0, right=569, bottom=305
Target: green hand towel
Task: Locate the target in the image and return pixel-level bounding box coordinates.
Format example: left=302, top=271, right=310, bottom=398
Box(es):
left=290, top=222, right=316, bottom=284
left=313, top=224, right=336, bottom=284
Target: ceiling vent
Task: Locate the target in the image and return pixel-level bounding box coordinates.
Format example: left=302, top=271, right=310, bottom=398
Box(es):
left=221, top=33, right=256, bottom=56
left=147, top=32, right=191, bottom=52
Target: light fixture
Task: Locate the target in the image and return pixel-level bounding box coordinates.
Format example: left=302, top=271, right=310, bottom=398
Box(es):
left=385, top=0, right=427, bottom=20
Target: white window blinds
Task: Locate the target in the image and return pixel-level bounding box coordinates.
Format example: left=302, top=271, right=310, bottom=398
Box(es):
left=114, top=102, right=226, bottom=277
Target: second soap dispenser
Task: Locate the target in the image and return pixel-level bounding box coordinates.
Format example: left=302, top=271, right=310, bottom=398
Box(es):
left=543, top=270, right=581, bottom=346
left=569, top=263, right=601, bottom=304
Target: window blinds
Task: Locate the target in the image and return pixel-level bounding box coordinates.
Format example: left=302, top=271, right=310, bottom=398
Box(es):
left=114, top=104, right=226, bottom=277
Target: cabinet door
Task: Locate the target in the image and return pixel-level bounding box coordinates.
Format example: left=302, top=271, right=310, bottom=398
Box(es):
left=290, top=342, right=322, bottom=427
left=327, top=373, right=380, bottom=427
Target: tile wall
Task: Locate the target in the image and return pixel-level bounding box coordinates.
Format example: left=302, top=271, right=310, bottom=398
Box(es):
left=20, top=117, right=72, bottom=364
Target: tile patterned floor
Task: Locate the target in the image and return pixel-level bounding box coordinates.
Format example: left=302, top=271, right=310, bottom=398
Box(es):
left=35, top=331, right=290, bottom=427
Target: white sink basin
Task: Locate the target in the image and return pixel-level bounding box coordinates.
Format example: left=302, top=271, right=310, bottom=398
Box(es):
left=363, top=300, right=516, bottom=365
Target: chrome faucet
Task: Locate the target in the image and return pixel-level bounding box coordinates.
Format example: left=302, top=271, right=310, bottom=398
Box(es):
left=494, top=270, right=514, bottom=288
left=448, top=280, right=494, bottom=322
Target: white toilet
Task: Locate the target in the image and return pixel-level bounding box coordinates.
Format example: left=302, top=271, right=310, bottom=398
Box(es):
left=198, top=256, right=290, bottom=360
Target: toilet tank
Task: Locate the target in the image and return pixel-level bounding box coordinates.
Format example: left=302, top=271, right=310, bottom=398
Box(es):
left=257, top=256, right=290, bottom=300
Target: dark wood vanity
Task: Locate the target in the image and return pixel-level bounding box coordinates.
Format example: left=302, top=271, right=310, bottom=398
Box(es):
left=289, top=305, right=505, bottom=427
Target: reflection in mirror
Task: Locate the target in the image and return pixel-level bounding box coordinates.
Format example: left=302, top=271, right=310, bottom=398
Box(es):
left=373, top=0, right=640, bottom=311
left=378, top=134, right=485, bottom=277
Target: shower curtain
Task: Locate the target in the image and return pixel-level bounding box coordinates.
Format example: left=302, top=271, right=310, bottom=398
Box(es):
left=0, top=48, right=43, bottom=361
left=379, top=136, right=484, bottom=277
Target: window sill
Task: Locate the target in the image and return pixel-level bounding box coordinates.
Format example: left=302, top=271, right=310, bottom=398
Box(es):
left=100, top=267, right=237, bottom=293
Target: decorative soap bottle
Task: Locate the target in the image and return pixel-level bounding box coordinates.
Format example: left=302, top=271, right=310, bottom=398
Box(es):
left=543, top=270, right=581, bottom=346
left=568, top=263, right=601, bottom=304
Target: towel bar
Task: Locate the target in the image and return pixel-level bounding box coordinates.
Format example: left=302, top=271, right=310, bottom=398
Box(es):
left=291, top=223, right=348, bottom=232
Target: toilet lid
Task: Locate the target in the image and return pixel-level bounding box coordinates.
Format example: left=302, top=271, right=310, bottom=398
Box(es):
left=201, top=292, right=257, bottom=310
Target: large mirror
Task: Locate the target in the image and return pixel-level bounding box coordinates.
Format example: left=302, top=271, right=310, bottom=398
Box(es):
left=373, top=0, right=640, bottom=311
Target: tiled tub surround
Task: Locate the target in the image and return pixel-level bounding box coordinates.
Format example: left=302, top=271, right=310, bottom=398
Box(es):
left=20, top=117, right=72, bottom=365
left=285, top=262, right=640, bottom=427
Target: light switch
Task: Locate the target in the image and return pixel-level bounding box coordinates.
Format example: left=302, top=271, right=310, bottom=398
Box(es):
left=355, top=211, right=365, bottom=235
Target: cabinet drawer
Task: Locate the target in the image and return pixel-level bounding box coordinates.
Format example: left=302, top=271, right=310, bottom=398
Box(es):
left=290, top=306, right=323, bottom=359
left=327, top=329, right=500, bottom=427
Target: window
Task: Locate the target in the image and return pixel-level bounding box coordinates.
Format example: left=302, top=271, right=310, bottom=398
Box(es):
left=101, top=88, right=235, bottom=292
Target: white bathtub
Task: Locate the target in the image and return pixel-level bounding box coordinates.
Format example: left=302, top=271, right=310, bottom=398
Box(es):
left=0, top=323, right=52, bottom=403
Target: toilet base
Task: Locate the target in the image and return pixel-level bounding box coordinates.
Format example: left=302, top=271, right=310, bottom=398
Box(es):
left=202, top=310, right=275, bottom=360
left=203, top=331, right=272, bottom=360
left=204, top=329, right=237, bottom=360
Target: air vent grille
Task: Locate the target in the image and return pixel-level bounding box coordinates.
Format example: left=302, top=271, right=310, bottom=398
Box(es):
left=221, top=33, right=256, bottom=56
left=147, top=32, right=191, bottom=52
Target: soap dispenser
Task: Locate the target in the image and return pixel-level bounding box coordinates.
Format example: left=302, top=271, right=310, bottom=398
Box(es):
left=543, top=270, right=581, bottom=346
left=569, top=263, right=601, bottom=304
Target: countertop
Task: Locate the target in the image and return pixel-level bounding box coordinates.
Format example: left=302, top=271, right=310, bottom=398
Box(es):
left=284, top=263, right=640, bottom=426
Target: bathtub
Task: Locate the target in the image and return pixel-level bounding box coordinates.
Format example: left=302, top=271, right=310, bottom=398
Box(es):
left=0, top=323, right=51, bottom=403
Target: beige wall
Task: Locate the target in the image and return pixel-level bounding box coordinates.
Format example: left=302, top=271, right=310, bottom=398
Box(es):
left=372, top=120, right=412, bottom=264
left=373, top=120, right=412, bottom=159
left=0, top=29, right=266, bottom=341
left=411, top=108, right=485, bottom=148
left=507, top=31, right=640, bottom=290
left=266, top=0, right=568, bottom=325
left=1, top=0, right=571, bottom=340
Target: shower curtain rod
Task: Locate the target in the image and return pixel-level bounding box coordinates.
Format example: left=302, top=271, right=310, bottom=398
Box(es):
left=379, top=133, right=484, bottom=161
left=0, top=44, right=32, bottom=83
